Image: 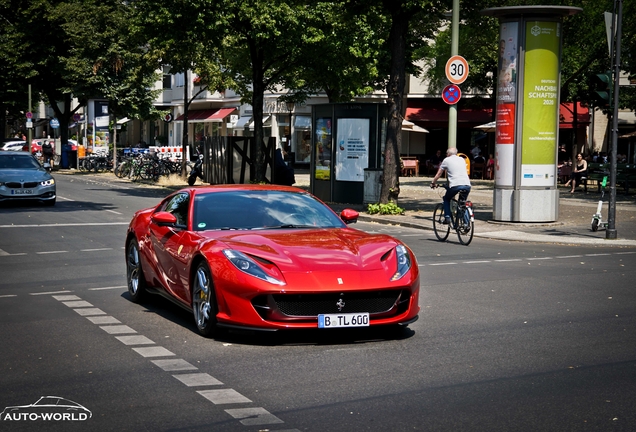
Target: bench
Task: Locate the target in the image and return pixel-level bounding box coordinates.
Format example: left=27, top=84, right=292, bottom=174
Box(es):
left=401, top=158, right=419, bottom=177
left=583, top=163, right=636, bottom=193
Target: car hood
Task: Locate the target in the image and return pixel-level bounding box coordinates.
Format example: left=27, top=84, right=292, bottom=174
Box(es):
left=0, top=168, right=52, bottom=182
left=206, top=228, right=399, bottom=273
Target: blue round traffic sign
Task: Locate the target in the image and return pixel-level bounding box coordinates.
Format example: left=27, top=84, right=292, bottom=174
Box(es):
left=442, top=84, right=461, bottom=105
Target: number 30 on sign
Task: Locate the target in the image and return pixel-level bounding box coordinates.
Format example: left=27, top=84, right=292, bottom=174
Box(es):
left=445, top=55, right=469, bottom=85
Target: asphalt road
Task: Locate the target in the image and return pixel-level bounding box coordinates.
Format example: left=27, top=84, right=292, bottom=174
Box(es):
left=1, top=173, right=635, bottom=431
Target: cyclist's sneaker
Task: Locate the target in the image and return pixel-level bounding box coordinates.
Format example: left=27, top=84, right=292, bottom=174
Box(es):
left=442, top=217, right=451, bottom=225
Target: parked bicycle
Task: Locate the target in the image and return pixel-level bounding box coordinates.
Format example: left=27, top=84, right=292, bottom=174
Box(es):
left=432, top=183, right=475, bottom=245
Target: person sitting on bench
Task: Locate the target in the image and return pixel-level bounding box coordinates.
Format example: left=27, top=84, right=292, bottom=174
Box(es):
left=565, top=153, right=587, bottom=193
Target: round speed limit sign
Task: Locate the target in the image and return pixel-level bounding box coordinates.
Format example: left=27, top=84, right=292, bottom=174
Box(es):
left=445, top=55, right=469, bottom=85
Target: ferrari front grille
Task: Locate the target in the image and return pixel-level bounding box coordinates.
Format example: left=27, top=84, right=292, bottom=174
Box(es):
left=252, top=290, right=411, bottom=321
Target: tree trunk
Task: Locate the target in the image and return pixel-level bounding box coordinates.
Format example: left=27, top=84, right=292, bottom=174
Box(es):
left=380, top=7, right=408, bottom=204
left=181, top=70, right=190, bottom=178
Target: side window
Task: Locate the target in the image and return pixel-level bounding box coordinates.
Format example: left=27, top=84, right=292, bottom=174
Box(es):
left=163, top=193, right=190, bottom=227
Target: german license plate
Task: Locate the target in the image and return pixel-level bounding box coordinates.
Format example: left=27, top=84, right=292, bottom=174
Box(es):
left=11, top=189, right=33, bottom=195
left=318, top=313, right=369, bottom=328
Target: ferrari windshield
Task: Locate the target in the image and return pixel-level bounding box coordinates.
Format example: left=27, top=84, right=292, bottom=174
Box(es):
left=192, top=190, right=347, bottom=231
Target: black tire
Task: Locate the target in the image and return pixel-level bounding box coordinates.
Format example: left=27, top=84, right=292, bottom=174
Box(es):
left=192, top=261, right=219, bottom=337
left=126, top=238, right=147, bottom=302
left=187, top=173, right=197, bottom=186
left=456, top=207, right=474, bottom=246
left=433, top=203, right=450, bottom=241
left=591, top=218, right=599, bottom=232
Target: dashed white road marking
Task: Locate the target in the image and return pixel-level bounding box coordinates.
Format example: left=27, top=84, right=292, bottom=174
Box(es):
left=100, top=325, right=137, bottom=334
left=429, top=262, right=458, bottom=266
left=30, top=290, right=74, bottom=296
left=86, top=316, right=121, bottom=325
left=52, top=295, right=81, bottom=301
left=556, top=255, right=583, bottom=258
left=80, top=248, right=114, bottom=252
left=62, top=300, right=94, bottom=308
left=105, top=209, right=122, bottom=215
left=527, top=257, right=552, bottom=261
left=0, top=248, right=9, bottom=256
left=494, top=259, right=522, bottom=262
left=225, top=407, right=285, bottom=426
left=463, top=260, right=491, bottom=264
left=36, top=250, right=68, bottom=254
left=198, top=389, right=252, bottom=405
left=0, top=294, right=17, bottom=298
left=173, top=373, right=223, bottom=387
left=116, top=335, right=155, bottom=345
left=88, top=286, right=126, bottom=291
left=585, top=253, right=611, bottom=256
left=151, top=359, right=198, bottom=372
left=132, top=346, right=175, bottom=357
left=57, top=196, right=74, bottom=201
left=74, top=307, right=106, bottom=316
left=49, top=294, right=280, bottom=428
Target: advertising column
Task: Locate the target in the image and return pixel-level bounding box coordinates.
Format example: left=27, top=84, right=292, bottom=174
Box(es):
left=484, top=6, right=581, bottom=222
left=521, top=21, right=560, bottom=186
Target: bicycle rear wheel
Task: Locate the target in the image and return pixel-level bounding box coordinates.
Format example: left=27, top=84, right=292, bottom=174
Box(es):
left=433, top=203, right=450, bottom=241
left=456, top=207, right=474, bottom=246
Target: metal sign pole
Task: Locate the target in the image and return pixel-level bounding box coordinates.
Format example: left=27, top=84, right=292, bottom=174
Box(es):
left=607, top=0, right=622, bottom=240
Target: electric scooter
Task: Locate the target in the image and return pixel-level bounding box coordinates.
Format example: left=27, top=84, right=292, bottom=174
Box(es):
left=591, top=175, right=609, bottom=232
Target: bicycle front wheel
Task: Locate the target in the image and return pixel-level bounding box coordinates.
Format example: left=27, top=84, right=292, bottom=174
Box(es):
left=433, top=203, right=450, bottom=241
left=456, top=207, right=474, bottom=246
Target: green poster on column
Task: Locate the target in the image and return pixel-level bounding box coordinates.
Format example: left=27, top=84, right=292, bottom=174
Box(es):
left=521, top=21, right=560, bottom=186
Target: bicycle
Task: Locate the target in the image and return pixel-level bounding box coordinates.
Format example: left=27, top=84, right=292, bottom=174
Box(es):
left=432, top=183, right=475, bottom=245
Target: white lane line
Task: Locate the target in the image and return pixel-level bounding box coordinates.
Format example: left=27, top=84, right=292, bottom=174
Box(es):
left=0, top=222, right=129, bottom=228
left=585, top=253, right=611, bottom=256
left=428, top=262, right=458, bottom=266
left=224, top=408, right=285, bottom=426
left=36, top=250, right=68, bottom=254
left=616, top=251, right=636, bottom=254
left=173, top=373, right=223, bottom=387
left=57, top=196, right=74, bottom=201
left=0, top=248, right=9, bottom=256
left=30, top=290, right=74, bottom=296
left=80, top=248, right=114, bottom=252
left=151, top=359, right=198, bottom=371
left=556, top=255, right=583, bottom=258
left=62, top=300, right=94, bottom=308
left=116, top=335, right=155, bottom=346
left=0, top=252, right=27, bottom=256
left=132, top=347, right=175, bottom=357
left=100, top=325, right=137, bottom=334
left=495, top=259, right=522, bottom=262
left=527, top=257, right=552, bottom=261
left=88, top=286, right=126, bottom=291
left=86, top=316, right=121, bottom=325
left=52, top=295, right=81, bottom=301
left=198, top=389, right=252, bottom=405
left=74, top=308, right=106, bottom=316
left=0, top=294, right=17, bottom=298
left=463, top=260, right=491, bottom=264
left=105, top=209, right=122, bottom=215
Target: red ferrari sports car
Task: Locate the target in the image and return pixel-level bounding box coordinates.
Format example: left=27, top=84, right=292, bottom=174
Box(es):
left=125, top=185, right=420, bottom=337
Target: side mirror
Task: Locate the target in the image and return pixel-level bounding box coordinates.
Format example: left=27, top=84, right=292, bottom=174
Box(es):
left=151, top=211, right=178, bottom=227
left=340, top=208, right=359, bottom=224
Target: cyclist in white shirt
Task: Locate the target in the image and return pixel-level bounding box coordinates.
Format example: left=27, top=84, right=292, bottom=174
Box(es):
left=430, top=147, right=471, bottom=224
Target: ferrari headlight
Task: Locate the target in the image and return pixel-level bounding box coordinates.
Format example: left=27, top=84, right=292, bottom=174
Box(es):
left=390, top=244, right=412, bottom=281
left=223, top=249, right=285, bottom=286
left=40, top=179, right=55, bottom=186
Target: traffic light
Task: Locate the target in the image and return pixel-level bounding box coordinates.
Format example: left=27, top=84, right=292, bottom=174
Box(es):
left=590, top=72, right=612, bottom=108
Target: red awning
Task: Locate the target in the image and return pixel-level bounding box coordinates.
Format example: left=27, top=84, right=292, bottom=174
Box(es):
left=405, top=101, right=493, bottom=128
left=175, top=107, right=236, bottom=122
left=559, top=102, right=590, bottom=129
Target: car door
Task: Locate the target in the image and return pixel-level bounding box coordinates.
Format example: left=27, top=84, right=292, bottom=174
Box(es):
left=149, top=192, right=191, bottom=302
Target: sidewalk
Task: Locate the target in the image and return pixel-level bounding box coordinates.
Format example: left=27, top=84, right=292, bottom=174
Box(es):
left=294, top=173, right=636, bottom=247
